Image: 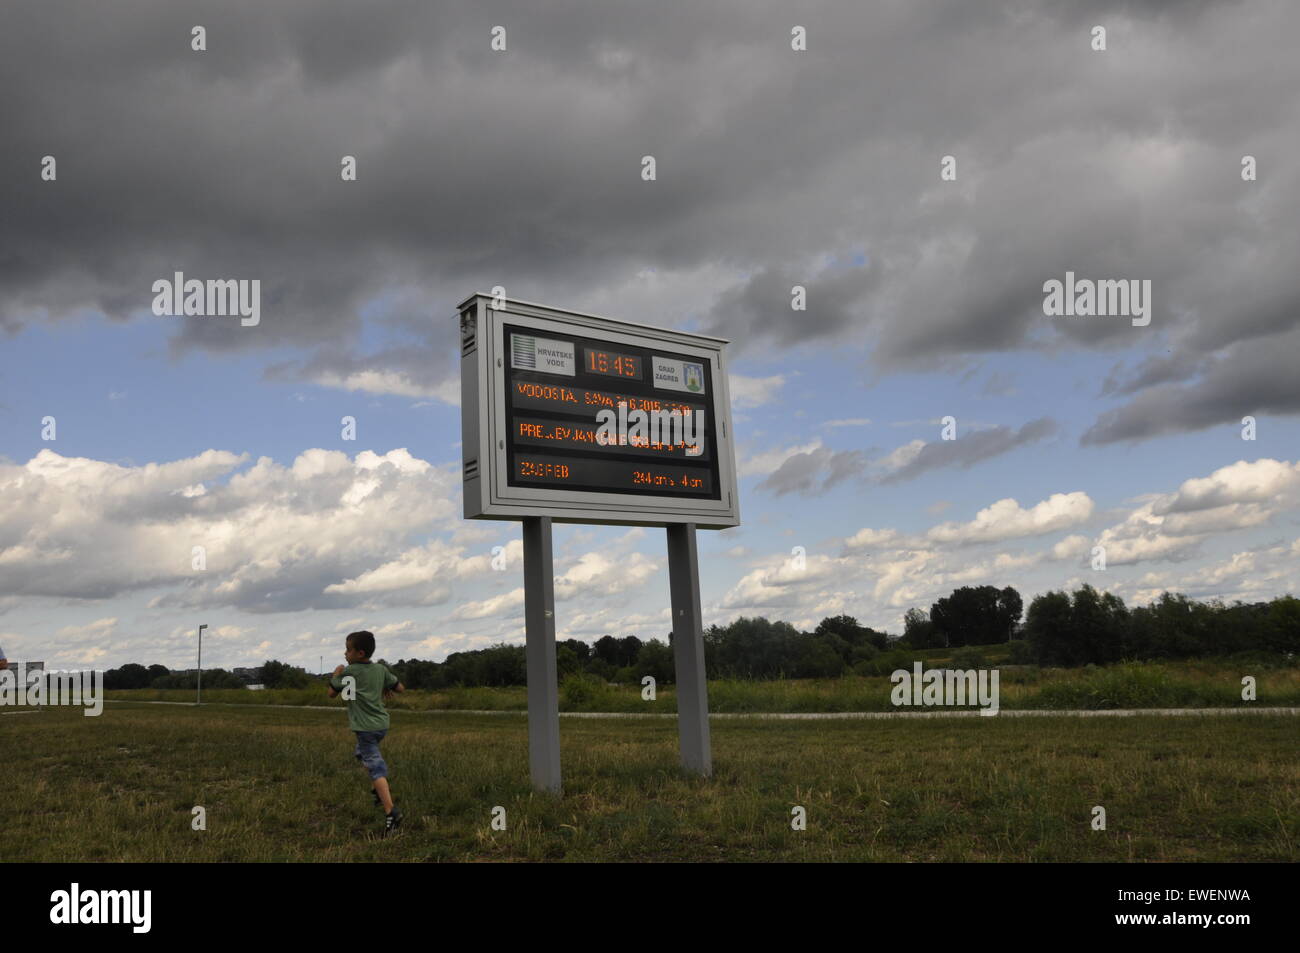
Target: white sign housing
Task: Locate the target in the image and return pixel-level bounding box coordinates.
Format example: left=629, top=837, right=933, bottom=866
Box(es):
left=458, top=293, right=740, bottom=528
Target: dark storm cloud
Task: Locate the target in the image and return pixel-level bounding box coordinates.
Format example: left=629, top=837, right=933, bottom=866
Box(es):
left=1, top=0, right=1296, bottom=436
left=756, top=445, right=866, bottom=496
left=703, top=260, right=879, bottom=348
left=1082, top=327, right=1300, bottom=445
left=1101, top=349, right=1208, bottom=396
left=757, top=417, right=1058, bottom=494
left=879, top=417, right=1059, bottom=484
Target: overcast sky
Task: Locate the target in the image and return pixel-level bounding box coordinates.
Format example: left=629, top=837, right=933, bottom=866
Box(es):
left=2, top=0, right=1298, bottom=671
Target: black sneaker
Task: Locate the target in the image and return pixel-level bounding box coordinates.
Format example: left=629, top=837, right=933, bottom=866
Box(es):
left=384, top=807, right=403, bottom=836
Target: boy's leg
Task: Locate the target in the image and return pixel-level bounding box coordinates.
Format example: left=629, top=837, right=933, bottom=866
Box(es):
left=356, top=730, right=396, bottom=816
left=372, top=777, right=394, bottom=814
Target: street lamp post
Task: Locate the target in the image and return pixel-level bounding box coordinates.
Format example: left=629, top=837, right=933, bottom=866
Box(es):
left=197, top=624, right=208, bottom=705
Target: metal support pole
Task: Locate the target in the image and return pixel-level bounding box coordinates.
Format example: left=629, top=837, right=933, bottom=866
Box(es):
left=197, top=623, right=207, bottom=706
left=667, top=522, right=712, bottom=776
left=522, top=517, right=562, bottom=793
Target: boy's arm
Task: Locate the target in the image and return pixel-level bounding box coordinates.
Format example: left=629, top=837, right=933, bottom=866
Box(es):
left=326, top=664, right=346, bottom=698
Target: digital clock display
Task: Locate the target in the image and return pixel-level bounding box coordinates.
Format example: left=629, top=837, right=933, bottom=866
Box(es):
left=584, top=348, right=642, bottom=380
left=502, top=322, right=719, bottom=501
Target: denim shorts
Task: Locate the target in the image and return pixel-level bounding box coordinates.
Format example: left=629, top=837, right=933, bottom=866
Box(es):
left=353, top=729, right=388, bottom=780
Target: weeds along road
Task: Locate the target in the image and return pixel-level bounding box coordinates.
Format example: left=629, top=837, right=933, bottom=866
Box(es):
left=95, top=700, right=1300, bottom=719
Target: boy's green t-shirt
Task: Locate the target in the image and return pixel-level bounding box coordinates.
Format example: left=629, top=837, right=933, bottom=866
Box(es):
left=330, top=661, right=398, bottom=732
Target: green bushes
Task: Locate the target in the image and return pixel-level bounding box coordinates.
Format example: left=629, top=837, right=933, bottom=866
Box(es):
left=560, top=673, right=599, bottom=707
left=853, top=648, right=916, bottom=677
left=1027, top=662, right=1241, bottom=710
left=558, top=673, right=648, bottom=711
left=948, top=647, right=988, bottom=669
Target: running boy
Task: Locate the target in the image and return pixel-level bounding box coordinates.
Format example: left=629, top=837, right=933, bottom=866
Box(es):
left=327, top=630, right=405, bottom=835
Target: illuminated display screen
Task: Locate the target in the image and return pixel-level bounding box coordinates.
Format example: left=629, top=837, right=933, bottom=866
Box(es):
left=513, top=415, right=710, bottom=461
left=584, top=347, right=642, bottom=380
left=504, top=323, right=720, bottom=500
left=512, top=380, right=700, bottom=417
left=515, top=455, right=713, bottom=494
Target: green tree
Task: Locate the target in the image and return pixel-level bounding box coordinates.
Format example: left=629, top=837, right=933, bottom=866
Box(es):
left=814, top=615, right=888, bottom=651
left=558, top=639, right=591, bottom=662
left=593, top=635, right=642, bottom=668
left=901, top=607, right=944, bottom=649
left=1070, top=584, right=1128, bottom=664
left=703, top=616, right=803, bottom=678
left=634, top=638, right=675, bottom=684
left=1025, top=586, right=1126, bottom=666
left=1025, top=590, right=1073, bottom=664
left=1265, top=595, right=1300, bottom=654
left=795, top=638, right=847, bottom=678
left=930, top=585, right=1023, bottom=647
left=104, top=663, right=151, bottom=690
left=259, top=659, right=311, bottom=688
left=556, top=645, right=582, bottom=678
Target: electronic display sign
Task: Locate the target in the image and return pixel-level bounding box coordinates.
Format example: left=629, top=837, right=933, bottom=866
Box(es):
left=458, top=294, right=740, bottom=527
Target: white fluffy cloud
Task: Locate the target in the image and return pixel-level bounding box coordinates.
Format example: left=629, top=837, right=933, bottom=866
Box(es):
left=925, top=492, right=1095, bottom=545
left=554, top=551, right=659, bottom=600
left=1092, top=460, right=1300, bottom=569
left=719, top=552, right=848, bottom=612
left=1158, top=459, right=1300, bottom=514
left=0, top=447, right=460, bottom=612
left=729, top=374, right=785, bottom=409
left=324, top=539, right=523, bottom=608
left=314, top=369, right=460, bottom=405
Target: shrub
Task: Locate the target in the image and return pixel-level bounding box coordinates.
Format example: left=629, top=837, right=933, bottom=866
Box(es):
left=560, top=673, right=600, bottom=707
left=949, top=647, right=988, bottom=669
left=851, top=643, right=881, bottom=662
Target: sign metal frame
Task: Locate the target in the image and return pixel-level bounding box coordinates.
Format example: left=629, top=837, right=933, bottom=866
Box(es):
left=459, top=293, right=740, bottom=528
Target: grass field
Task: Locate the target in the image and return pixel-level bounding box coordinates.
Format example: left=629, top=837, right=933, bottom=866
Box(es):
left=103, top=658, right=1300, bottom=713
left=3, top=702, right=1295, bottom=862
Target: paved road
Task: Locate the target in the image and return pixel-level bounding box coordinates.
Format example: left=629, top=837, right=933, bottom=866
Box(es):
left=99, top=700, right=1299, bottom=720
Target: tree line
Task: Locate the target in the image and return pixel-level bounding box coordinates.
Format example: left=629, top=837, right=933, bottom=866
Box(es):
left=99, top=585, right=1299, bottom=690
left=102, top=664, right=248, bottom=690
left=1022, top=586, right=1299, bottom=666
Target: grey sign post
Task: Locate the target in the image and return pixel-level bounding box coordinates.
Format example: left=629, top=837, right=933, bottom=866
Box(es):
left=458, top=293, right=739, bottom=791
left=523, top=516, right=562, bottom=792
left=667, top=523, right=711, bottom=775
